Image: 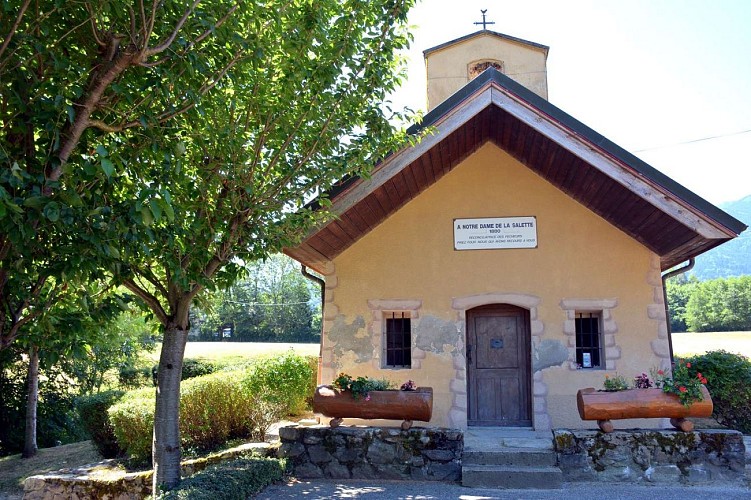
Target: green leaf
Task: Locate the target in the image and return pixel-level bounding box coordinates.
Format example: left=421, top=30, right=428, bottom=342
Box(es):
left=140, top=206, right=153, bottom=226
left=96, top=145, right=109, bottom=157
left=101, top=158, right=115, bottom=178
left=149, top=199, right=162, bottom=221
left=43, top=201, right=60, bottom=222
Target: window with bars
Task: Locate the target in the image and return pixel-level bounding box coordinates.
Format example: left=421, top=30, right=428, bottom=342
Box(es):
left=575, top=312, right=602, bottom=369
left=384, top=312, right=411, bottom=368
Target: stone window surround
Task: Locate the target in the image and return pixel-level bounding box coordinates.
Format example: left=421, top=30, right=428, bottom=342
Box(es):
left=366, top=299, right=424, bottom=371
left=450, top=292, right=551, bottom=433
left=560, top=298, right=621, bottom=371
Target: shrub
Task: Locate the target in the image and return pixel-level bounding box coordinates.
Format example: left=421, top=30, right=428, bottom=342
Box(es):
left=243, top=351, right=315, bottom=416
left=76, top=390, right=125, bottom=458
left=681, top=350, right=751, bottom=434
left=181, top=359, right=217, bottom=380
left=179, top=371, right=252, bottom=452
left=155, top=455, right=286, bottom=499
left=108, top=388, right=155, bottom=464
left=118, top=364, right=153, bottom=390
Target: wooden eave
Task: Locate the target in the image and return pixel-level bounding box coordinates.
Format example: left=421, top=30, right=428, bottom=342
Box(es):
left=284, top=69, right=746, bottom=274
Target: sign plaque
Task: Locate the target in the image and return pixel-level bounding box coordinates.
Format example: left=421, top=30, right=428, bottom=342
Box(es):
left=454, top=216, right=537, bottom=250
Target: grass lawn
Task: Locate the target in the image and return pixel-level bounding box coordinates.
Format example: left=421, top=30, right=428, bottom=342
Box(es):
left=0, top=441, right=102, bottom=498
left=672, top=331, right=751, bottom=358
left=145, top=341, right=320, bottom=365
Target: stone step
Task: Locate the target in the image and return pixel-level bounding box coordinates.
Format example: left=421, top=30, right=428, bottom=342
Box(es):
left=462, top=464, right=563, bottom=489
left=463, top=448, right=557, bottom=467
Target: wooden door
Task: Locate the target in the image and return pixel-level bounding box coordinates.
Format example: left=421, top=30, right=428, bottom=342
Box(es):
left=467, top=304, right=531, bottom=426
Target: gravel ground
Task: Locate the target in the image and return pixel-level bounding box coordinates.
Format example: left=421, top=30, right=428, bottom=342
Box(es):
left=257, top=479, right=750, bottom=500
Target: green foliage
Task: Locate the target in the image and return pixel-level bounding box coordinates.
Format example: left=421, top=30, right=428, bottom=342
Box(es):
left=62, top=308, right=157, bottom=395
left=333, top=372, right=393, bottom=400
left=192, top=254, right=320, bottom=343
left=243, top=352, right=315, bottom=415
left=684, top=275, right=751, bottom=332
left=654, top=360, right=707, bottom=406
left=681, top=350, right=751, bottom=433
left=108, top=388, right=155, bottom=464
left=666, top=274, right=751, bottom=332
left=118, top=364, right=153, bottom=390
left=109, top=352, right=312, bottom=462
left=179, top=371, right=253, bottom=452
left=665, top=274, right=699, bottom=332
left=180, top=359, right=217, bottom=381
left=602, top=373, right=629, bottom=392
left=76, top=390, right=125, bottom=458
left=0, top=349, right=86, bottom=456
left=155, top=455, right=286, bottom=500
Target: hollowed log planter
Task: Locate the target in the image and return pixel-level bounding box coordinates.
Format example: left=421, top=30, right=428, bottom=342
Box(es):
left=577, top=386, right=713, bottom=433
left=312, top=385, right=433, bottom=430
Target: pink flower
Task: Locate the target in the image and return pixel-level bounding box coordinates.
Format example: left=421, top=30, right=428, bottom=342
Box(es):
left=686, top=362, right=691, bottom=368
left=657, top=370, right=664, bottom=375
left=365, top=394, right=371, bottom=401
left=679, top=386, right=687, bottom=393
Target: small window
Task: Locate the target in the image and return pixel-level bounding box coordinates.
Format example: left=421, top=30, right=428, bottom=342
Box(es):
left=384, top=312, right=411, bottom=368
left=575, top=312, right=602, bottom=369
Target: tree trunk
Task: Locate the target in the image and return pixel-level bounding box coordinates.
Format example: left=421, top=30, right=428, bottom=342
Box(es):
left=152, top=324, right=189, bottom=492
left=22, top=345, right=39, bottom=459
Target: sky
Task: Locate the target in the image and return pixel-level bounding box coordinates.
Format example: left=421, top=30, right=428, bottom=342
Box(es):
left=390, top=0, right=751, bottom=206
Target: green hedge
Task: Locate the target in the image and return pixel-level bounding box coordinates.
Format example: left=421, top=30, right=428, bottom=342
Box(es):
left=155, top=456, right=286, bottom=499
left=76, top=390, right=125, bottom=458
left=108, top=387, right=155, bottom=464
left=681, top=350, right=751, bottom=434
left=243, top=351, right=315, bottom=416
left=109, top=352, right=315, bottom=462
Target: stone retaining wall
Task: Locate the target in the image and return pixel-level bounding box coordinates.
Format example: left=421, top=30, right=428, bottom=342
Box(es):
left=277, top=426, right=463, bottom=481
left=554, top=429, right=746, bottom=484
left=23, top=442, right=272, bottom=500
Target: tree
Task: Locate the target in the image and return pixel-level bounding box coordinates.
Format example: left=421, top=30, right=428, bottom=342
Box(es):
left=665, top=274, right=699, bottom=332
left=16, top=281, right=126, bottom=457
left=2, top=0, right=415, bottom=489
left=109, top=3, right=414, bottom=488
left=194, top=254, right=320, bottom=342
left=685, top=276, right=751, bottom=332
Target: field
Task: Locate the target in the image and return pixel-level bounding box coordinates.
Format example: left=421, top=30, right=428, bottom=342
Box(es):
left=672, top=331, right=751, bottom=358
left=145, top=341, right=320, bottom=364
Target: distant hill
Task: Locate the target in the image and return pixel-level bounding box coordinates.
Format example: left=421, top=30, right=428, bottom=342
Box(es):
left=689, top=195, right=751, bottom=279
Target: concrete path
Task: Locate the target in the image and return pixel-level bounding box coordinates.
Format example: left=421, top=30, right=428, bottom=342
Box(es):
left=258, top=479, right=750, bottom=499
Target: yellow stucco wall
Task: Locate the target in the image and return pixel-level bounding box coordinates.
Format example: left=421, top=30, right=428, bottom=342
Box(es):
left=426, top=33, right=548, bottom=110
left=322, top=142, right=670, bottom=430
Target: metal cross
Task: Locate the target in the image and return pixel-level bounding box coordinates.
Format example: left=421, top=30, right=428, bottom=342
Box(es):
left=473, top=9, right=495, bottom=30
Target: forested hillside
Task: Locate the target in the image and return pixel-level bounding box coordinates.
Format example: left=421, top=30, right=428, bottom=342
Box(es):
left=690, top=195, right=751, bottom=279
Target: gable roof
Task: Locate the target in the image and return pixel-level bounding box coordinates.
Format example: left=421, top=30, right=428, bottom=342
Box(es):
left=284, top=68, right=746, bottom=274
left=423, top=30, right=549, bottom=59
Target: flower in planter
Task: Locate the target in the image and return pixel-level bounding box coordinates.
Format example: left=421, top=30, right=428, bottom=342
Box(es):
left=602, top=373, right=629, bottom=391
left=633, top=372, right=653, bottom=389
left=400, top=380, right=417, bottom=391
left=652, top=361, right=708, bottom=407
left=332, top=372, right=392, bottom=400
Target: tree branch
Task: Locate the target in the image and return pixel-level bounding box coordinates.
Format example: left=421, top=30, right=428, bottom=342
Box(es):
left=0, top=0, right=32, bottom=60
left=122, top=278, right=169, bottom=325
left=144, top=0, right=201, bottom=57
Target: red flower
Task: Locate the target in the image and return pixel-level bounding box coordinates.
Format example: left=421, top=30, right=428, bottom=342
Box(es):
left=657, top=370, right=664, bottom=375
left=679, top=386, right=687, bottom=393
left=696, top=372, right=702, bottom=378
left=686, top=362, right=691, bottom=368
left=701, top=377, right=708, bottom=384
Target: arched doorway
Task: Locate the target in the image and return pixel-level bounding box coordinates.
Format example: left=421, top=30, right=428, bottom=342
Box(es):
left=466, top=304, right=531, bottom=426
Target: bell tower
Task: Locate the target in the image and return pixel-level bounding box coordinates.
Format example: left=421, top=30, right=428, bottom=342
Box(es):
left=424, top=28, right=549, bottom=111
